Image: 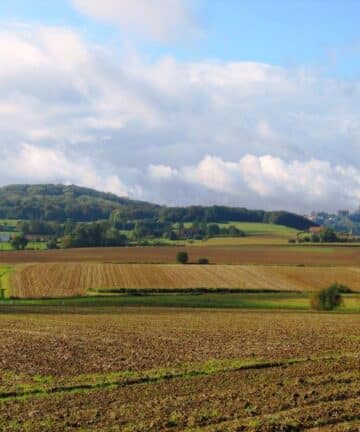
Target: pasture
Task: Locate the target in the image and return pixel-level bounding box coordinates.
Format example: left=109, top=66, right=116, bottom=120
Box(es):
left=0, top=308, right=359, bottom=431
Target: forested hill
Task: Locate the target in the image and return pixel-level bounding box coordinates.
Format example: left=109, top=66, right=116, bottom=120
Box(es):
left=0, top=184, right=159, bottom=222
left=0, top=184, right=315, bottom=230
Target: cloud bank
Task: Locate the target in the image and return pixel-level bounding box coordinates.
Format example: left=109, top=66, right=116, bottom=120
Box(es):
left=71, top=0, right=199, bottom=42
left=0, top=23, right=359, bottom=212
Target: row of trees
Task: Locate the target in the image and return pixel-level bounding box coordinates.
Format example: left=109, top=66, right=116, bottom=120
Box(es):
left=112, top=206, right=315, bottom=231
left=60, top=223, right=128, bottom=248
left=296, top=228, right=339, bottom=244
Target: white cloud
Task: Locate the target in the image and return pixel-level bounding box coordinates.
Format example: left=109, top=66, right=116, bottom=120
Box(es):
left=147, top=155, right=360, bottom=212
left=148, top=164, right=177, bottom=179
left=71, top=0, right=199, bottom=42
left=0, top=143, right=128, bottom=197
left=0, top=23, right=360, bottom=212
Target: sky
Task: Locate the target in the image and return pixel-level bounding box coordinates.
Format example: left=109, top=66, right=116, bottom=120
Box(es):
left=0, top=0, right=359, bottom=213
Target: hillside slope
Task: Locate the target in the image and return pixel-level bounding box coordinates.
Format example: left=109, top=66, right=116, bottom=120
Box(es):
left=0, top=183, right=315, bottom=230
left=0, top=184, right=158, bottom=222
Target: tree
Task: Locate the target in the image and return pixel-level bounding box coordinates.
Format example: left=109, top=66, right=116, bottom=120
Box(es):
left=176, top=251, right=189, bottom=264
left=164, top=230, right=177, bottom=241
left=46, top=239, right=58, bottom=249
left=10, top=233, right=28, bottom=250
left=320, top=228, right=338, bottom=243
left=310, top=283, right=350, bottom=311
left=207, top=224, right=220, bottom=237
left=227, top=225, right=244, bottom=237
left=311, top=233, right=320, bottom=243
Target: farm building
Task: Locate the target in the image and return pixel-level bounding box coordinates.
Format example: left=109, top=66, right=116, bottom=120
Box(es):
left=309, top=226, right=323, bottom=234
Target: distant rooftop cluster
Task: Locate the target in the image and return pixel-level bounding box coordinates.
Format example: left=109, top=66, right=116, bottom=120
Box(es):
left=307, top=207, right=360, bottom=235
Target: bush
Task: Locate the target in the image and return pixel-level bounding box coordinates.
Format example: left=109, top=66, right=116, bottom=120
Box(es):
left=197, top=257, right=209, bottom=264
left=10, top=233, right=28, bottom=250
left=47, top=239, right=58, bottom=250
left=176, top=251, right=189, bottom=264
left=310, top=283, right=349, bottom=311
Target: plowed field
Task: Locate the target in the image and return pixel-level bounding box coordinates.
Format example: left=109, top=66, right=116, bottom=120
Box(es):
left=1, top=244, right=359, bottom=265
left=0, top=308, right=359, bottom=431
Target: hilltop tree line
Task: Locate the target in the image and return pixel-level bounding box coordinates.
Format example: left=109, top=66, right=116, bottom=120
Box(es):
left=0, top=184, right=314, bottom=230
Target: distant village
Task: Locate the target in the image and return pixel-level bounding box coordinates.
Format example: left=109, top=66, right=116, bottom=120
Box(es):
left=307, top=207, right=360, bottom=236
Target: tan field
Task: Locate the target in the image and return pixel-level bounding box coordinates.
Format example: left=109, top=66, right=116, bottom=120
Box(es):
left=10, top=262, right=360, bottom=298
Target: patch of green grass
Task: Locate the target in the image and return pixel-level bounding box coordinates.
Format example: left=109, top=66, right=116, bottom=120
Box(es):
left=0, top=242, right=13, bottom=250
left=1, top=353, right=350, bottom=402
left=1, top=292, right=308, bottom=310
left=26, top=241, right=48, bottom=250
left=0, top=266, right=12, bottom=298
left=0, top=241, right=47, bottom=251
left=3, top=292, right=359, bottom=312
left=0, top=219, right=20, bottom=227
left=218, top=222, right=298, bottom=237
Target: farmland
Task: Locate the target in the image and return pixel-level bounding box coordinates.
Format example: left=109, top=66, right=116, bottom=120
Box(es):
left=0, top=218, right=359, bottom=430
left=9, top=262, right=360, bottom=298
left=0, top=308, right=359, bottom=431
left=0, top=244, right=360, bottom=265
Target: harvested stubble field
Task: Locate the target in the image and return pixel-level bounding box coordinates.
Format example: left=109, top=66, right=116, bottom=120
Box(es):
left=10, top=262, right=360, bottom=298
left=0, top=308, right=359, bottom=431
left=0, top=244, right=360, bottom=266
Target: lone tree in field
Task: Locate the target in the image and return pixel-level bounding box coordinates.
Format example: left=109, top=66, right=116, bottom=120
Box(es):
left=10, top=233, right=28, bottom=250
left=176, top=251, right=189, bottom=264
left=310, top=283, right=350, bottom=311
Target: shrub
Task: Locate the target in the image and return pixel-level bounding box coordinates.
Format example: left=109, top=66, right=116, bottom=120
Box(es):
left=310, top=283, right=349, bottom=311
left=176, top=251, right=189, bottom=264
left=197, top=257, right=209, bottom=264
left=47, top=239, right=58, bottom=250
left=10, top=233, right=28, bottom=250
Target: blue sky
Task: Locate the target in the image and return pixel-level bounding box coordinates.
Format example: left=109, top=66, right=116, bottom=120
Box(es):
left=1, top=0, right=359, bottom=76
left=0, top=0, right=359, bottom=211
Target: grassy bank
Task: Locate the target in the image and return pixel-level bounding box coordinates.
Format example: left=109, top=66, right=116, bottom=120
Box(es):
left=1, top=292, right=359, bottom=313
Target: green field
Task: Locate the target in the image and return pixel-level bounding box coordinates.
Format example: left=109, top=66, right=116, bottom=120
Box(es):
left=0, top=241, right=48, bottom=251
left=0, top=219, right=19, bottom=226
left=0, top=266, right=12, bottom=298
left=138, top=222, right=300, bottom=246
left=2, top=292, right=360, bottom=313
left=219, top=222, right=298, bottom=236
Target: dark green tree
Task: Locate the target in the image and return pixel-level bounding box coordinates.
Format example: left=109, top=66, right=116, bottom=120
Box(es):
left=11, top=233, right=28, bottom=250
left=176, top=251, right=189, bottom=264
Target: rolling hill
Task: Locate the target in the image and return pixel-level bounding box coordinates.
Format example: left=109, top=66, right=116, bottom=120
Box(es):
left=0, top=183, right=315, bottom=230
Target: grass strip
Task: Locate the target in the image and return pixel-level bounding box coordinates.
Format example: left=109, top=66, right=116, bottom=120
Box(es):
left=0, top=353, right=357, bottom=403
